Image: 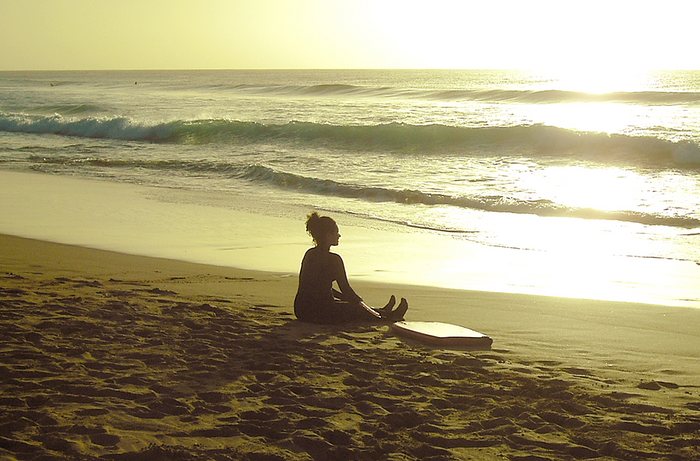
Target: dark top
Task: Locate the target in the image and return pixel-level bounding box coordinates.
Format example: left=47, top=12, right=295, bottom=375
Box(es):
left=294, top=247, right=362, bottom=319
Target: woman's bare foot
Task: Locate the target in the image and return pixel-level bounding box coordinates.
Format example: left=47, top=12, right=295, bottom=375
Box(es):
left=388, top=298, right=408, bottom=322
left=376, top=295, right=396, bottom=314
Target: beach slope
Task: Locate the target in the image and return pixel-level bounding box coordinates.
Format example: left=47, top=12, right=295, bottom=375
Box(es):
left=1, top=234, right=699, bottom=460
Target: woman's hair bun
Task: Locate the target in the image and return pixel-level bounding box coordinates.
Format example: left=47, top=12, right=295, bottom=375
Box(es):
left=305, top=211, right=336, bottom=243
left=306, top=211, right=321, bottom=234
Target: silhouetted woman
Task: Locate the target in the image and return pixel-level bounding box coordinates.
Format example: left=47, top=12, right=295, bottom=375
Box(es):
left=294, top=212, right=408, bottom=324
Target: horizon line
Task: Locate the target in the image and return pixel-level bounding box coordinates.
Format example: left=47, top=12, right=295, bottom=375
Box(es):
left=2, top=66, right=700, bottom=73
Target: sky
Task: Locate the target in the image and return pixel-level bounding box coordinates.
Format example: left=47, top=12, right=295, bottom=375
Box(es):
left=1, top=0, right=699, bottom=71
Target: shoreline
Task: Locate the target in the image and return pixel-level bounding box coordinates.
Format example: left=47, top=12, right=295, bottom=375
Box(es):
left=2, top=233, right=699, bottom=459
left=1, top=169, right=699, bottom=309
left=3, top=232, right=699, bottom=386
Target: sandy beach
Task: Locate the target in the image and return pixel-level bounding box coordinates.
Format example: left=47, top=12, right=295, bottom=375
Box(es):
left=1, top=233, right=699, bottom=460
left=3, top=4, right=700, bottom=459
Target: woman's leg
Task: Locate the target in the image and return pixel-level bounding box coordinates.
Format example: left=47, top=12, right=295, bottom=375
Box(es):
left=333, top=290, right=396, bottom=313
left=297, top=298, right=407, bottom=324
left=324, top=301, right=379, bottom=323
left=337, top=298, right=408, bottom=323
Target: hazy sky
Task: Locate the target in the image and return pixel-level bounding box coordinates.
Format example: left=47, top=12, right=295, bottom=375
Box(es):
left=2, top=0, right=698, bottom=71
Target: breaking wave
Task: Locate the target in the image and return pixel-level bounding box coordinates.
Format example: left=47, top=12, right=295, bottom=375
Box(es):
left=27, top=156, right=700, bottom=229
left=3, top=114, right=699, bottom=166
left=237, top=165, right=700, bottom=228
left=225, top=83, right=700, bottom=105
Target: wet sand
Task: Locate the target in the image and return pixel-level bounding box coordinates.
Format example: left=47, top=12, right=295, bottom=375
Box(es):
left=1, top=234, right=699, bottom=460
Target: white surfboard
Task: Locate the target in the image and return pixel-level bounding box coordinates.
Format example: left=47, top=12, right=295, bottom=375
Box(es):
left=390, top=321, right=492, bottom=348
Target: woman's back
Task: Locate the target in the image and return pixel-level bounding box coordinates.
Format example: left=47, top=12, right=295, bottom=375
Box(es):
left=295, top=247, right=336, bottom=308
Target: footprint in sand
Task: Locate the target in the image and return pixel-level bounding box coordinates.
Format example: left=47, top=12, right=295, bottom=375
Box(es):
left=89, top=432, right=120, bottom=447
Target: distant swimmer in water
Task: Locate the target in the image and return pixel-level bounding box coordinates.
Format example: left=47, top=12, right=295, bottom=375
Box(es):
left=294, top=212, right=408, bottom=324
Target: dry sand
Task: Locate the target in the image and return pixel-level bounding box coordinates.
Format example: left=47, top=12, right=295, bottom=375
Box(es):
left=1, top=234, right=699, bottom=460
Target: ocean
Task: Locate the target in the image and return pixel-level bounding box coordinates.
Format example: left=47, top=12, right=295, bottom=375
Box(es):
left=1, top=69, right=699, bottom=307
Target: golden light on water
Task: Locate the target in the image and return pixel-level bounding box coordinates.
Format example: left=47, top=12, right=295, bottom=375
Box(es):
left=525, top=68, right=656, bottom=134
left=537, top=103, right=640, bottom=134
left=520, top=166, right=647, bottom=212
left=545, top=67, right=655, bottom=94
left=429, top=162, right=672, bottom=304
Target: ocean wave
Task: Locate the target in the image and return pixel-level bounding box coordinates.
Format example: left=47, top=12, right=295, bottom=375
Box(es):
left=30, top=154, right=698, bottom=228
left=431, top=89, right=700, bottom=105
left=238, top=165, right=700, bottom=228
left=29, top=104, right=105, bottom=115
left=0, top=113, right=177, bottom=142
left=4, top=113, right=699, bottom=166
left=223, top=82, right=700, bottom=105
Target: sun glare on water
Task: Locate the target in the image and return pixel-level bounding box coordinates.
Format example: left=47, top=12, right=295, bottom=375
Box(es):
left=532, top=102, right=640, bottom=135
left=521, top=165, right=647, bottom=212
left=544, top=67, right=655, bottom=94
left=523, top=68, right=658, bottom=134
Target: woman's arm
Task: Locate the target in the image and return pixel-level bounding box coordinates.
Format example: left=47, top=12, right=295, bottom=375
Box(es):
left=332, top=254, right=362, bottom=303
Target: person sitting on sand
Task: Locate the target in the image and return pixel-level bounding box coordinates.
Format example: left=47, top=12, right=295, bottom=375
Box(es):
left=294, top=212, right=408, bottom=324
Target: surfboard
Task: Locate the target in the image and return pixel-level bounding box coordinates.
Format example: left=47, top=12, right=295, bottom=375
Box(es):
left=390, top=321, right=492, bottom=348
